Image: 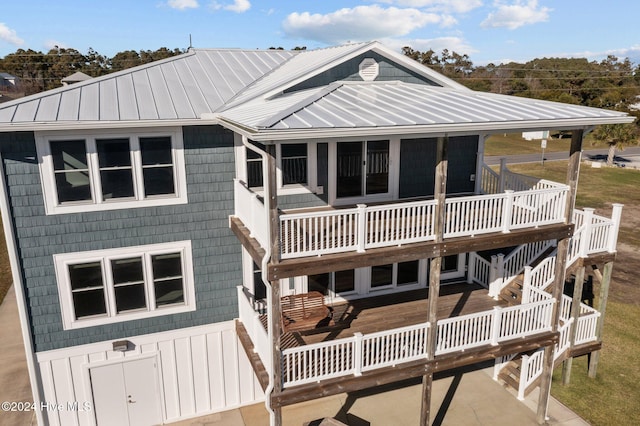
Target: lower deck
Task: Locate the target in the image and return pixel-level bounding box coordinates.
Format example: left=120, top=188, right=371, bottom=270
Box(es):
left=279, top=283, right=505, bottom=348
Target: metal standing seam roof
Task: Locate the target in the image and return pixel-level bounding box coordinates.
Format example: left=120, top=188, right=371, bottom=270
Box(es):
left=0, top=48, right=297, bottom=125
left=217, top=81, right=634, bottom=137
left=0, top=42, right=633, bottom=136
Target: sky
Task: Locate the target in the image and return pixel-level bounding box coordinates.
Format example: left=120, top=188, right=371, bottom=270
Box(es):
left=1, top=0, right=639, bottom=66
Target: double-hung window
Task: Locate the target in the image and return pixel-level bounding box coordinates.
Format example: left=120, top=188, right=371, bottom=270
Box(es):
left=54, top=241, right=195, bottom=329
left=37, top=129, right=187, bottom=214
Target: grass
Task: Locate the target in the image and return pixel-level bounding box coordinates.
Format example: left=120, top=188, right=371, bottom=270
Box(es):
left=551, top=301, right=640, bottom=425
left=484, top=132, right=609, bottom=157
left=485, top=133, right=571, bottom=156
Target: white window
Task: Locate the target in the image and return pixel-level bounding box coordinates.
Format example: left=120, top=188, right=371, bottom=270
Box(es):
left=36, top=128, right=187, bottom=214
left=239, top=138, right=319, bottom=195
left=54, top=241, right=195, bottom=329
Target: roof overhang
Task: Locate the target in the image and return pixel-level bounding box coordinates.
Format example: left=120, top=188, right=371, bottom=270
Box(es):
left=215, top=115, right=635, bottom=142
left=0, top=118, right=207, bottom=133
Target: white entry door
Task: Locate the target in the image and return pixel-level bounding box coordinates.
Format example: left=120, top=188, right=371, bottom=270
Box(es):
left=90, top=357, right=163, bottom=426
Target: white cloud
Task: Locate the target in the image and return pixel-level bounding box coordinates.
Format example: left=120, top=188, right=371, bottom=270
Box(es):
left=375, top=1, right=483, bottom=14
left=167, top=0, right=199, bottom=10
left=0, top=23, right=24, bottom=46
left=283, top=5, right=453, bottom=44
left=211, top=0, right=251, bottom=13
left=481, top=0, right=551, bottom=30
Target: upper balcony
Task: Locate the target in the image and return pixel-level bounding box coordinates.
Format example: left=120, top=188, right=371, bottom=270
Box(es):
left=231, top=163, right=577, bottom=280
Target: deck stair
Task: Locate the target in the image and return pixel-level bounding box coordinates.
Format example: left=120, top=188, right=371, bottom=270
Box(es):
left=498, top=343, right=574, bottom=398
left=499, top=246, right=556, bottom=305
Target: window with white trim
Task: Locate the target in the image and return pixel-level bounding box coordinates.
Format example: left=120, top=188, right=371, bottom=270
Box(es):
left=243, top=141, right=318, bottom=194
left=281, top=143, right=308, bottom=185
left=54, top=241, right=195, bottom=329
left=37, top=129, right=187, bottom=214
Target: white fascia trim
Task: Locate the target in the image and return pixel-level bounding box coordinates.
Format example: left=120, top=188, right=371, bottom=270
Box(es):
left=0, top=153, right=45, bottom=425
left=0, top=118, right=210, bottom=133
left=217, top=116, right=635, bottom=142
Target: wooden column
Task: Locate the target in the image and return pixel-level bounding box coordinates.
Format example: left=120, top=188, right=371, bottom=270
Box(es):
left=266, top=144, right=283, bottom=425
left=589, top=261, right=613, bottom=378
left=564, top=129, right=583, bottom=220
left=536, top=129, right=583, bottom=424
left=561, top=265, right=586, bottom=385
left=421, top=136, right=448, bottom=426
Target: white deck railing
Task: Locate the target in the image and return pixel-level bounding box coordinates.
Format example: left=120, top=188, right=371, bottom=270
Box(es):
left=517, top=318, right=573, bottom=400
left=281, top=298, right=554, bottom=387
left=278, top=186, right=568, bottom=259
left=233, top=179, right=269, bottom=250
left=569, top=205, right=623, bottom=264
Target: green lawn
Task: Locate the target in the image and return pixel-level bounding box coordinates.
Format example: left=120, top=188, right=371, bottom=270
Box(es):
left=485, top=133, right=571, bottom=156
left=484, top=132, right=608, bottom=157
left=551, top=301, right=640, bottom=426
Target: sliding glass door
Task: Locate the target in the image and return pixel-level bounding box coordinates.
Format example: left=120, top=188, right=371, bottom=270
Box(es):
left=336, top=140, right=389, bottom=199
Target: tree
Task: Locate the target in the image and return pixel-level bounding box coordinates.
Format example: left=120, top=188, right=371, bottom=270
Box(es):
left=591, top=123, right=639, bottom=166
left=44, top=47, right=86, bottom=90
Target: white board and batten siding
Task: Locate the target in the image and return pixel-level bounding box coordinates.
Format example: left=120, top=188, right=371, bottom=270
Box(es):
left=36, top=321, right=264, bottom=426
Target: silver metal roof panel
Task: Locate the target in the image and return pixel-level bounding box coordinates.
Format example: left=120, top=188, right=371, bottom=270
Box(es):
left=0, top=48, right=296, bottom=126
left=218, top=81, right=632, bottom=137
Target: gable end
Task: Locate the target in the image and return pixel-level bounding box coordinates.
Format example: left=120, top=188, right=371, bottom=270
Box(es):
left=284, top=51, right=440, bottom=94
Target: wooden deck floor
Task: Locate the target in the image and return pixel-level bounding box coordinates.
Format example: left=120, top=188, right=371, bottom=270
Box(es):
left=274, top=283, right=507, bottom=349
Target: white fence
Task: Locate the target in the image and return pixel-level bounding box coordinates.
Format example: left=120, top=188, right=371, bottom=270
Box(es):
left=282, top=299, right=554, bottom=387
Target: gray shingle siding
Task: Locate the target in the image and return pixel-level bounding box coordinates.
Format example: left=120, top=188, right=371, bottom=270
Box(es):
left=0, top=125, right=243, bottom=352
left=399, top=136, right=478, bottom=198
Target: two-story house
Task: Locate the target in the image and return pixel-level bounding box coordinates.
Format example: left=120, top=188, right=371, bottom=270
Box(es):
left=0, top=42, right=632, bottom=426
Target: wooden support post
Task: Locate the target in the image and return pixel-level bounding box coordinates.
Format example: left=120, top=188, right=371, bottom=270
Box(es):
left=562, top=265, right=586, bottom=385
left=565, top=129, right=583, bottom=219
left=537, top=129, right=583, bottom=424
left=267, top=144, right=280, bottom=265
left=266, top=144, right=283, bottom=426
left=474, top=134, right=486, bottom=195
left=589, top=261, right=613, bottom=378
left=421, top=136, right=448, bottom=426
left=420, top=365, right=434, bottom=426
